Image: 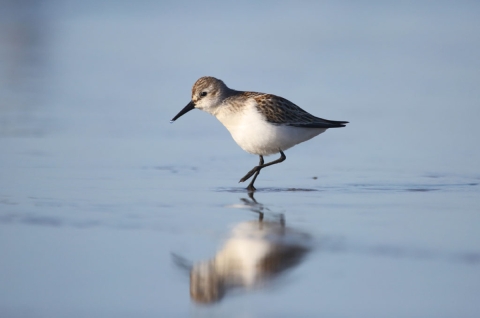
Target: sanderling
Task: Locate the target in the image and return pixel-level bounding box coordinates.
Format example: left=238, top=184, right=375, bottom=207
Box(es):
left=171, top=76, right=348, bottom=191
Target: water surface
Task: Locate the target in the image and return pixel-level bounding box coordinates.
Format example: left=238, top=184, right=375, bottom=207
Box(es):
left=1, top=1, right=480, bottom=317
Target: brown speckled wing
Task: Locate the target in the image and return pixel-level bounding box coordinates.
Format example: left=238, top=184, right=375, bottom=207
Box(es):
left=246, top=92, right=348, bottom=128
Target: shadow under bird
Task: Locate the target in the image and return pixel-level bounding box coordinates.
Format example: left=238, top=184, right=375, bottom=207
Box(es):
left=171, top=76, right=348, bottom=191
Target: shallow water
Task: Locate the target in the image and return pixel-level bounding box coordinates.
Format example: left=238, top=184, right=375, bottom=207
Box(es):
left=1, top=1, right=480, bottom=317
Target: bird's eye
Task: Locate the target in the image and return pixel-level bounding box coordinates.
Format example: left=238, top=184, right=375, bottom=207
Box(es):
left=200, top=92, right=207, bottom=97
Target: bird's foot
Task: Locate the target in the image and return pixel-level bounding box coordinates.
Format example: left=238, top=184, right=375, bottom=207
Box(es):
left=246, top=184, right=257, bottom=192
left=239, top=166, right=260, bottom=183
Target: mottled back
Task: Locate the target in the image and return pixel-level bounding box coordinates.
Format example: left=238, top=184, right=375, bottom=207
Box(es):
left=245, top=92, right=348, bottom=128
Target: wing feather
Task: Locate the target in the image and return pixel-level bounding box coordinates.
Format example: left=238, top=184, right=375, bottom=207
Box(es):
left=246, top=93, right=348, bottom=128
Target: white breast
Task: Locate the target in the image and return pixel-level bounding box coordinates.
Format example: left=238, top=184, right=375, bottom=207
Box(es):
left=215, top=99, right=326, bottom=156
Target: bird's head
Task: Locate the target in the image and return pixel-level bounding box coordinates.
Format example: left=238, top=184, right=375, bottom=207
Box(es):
left=171, top=76, right=230, bottom=122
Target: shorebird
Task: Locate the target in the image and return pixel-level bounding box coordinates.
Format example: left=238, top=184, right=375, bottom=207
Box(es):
left=171, top=76, right=348, bottom=191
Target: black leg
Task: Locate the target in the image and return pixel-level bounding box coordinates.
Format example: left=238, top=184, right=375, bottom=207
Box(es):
left=246, top=156, right=264, bottom=192
left=240, top=151, right=286, bottom=190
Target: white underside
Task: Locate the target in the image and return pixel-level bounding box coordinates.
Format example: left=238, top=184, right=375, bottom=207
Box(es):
left=215, top=99, right=326, bottom=156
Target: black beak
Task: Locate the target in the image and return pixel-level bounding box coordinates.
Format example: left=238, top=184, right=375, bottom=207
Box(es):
left=170, top=101, right=195, bottom=123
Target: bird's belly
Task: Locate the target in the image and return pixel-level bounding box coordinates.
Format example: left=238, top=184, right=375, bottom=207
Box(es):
left=233, top=124, right=325, bottom=155
left=218, top=107, right=325, bottom=156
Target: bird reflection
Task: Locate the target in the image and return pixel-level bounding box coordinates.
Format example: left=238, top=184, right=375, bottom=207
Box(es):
left=181, top=193, right=311, bottom=304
